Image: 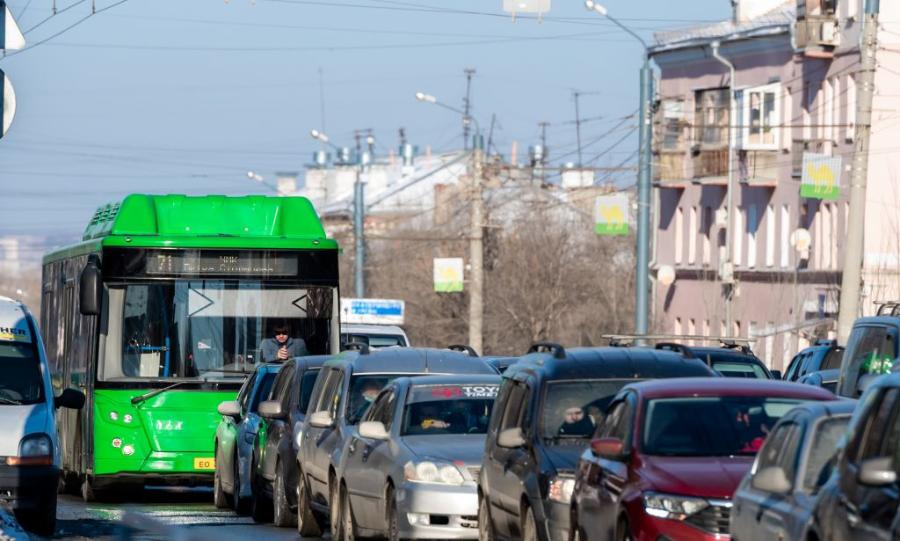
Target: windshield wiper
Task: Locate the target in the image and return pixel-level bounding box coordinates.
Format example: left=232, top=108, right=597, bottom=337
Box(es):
left=0, top=397, right=23, bottom=405
left=131, top=381, right=191, bottom=405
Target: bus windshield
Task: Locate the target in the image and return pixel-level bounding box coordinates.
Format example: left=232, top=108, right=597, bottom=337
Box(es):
left=100, top=281, right=335, bottom=382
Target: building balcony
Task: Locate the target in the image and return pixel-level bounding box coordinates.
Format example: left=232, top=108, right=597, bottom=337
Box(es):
left=794, top=14, right=840, bottom=58
left=739, top=150, right=779, bottom=187
left=692, top=147, right=729, bottom=185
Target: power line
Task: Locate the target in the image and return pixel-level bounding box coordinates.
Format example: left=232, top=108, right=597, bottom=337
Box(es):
left=8, top=0, right=131, bottom=57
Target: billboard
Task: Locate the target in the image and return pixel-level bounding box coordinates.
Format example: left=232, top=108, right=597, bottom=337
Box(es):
left=341, top=298, right=405, bottom=325
left=800, top=153, right=841, bottom=200
left=434, top=257, right=464, bottom=293
left=594, top=194, right=630, bottom=235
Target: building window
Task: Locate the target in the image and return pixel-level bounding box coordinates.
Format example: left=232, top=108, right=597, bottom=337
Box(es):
left=781, top=204, right=791, bottom=268
left=765, top=322, right=775, bottom=368
left=742, top=83, right=780, bottom=150
left=747, top=205, right=758, bottom=269
left=702, top=206, right=712, bottom=266
left=659, top=99, right=687, bottom=150
left=688, top=206, right=697, bottom=265
left=688, top=319, right=696, bottom=344
left=674, top=317, right=682, bottom=336
left=734, top=208, right=743, bottom=267
left=694, top=88, right=730, bottom=147
left=766, top=204, right=775, bottom=267
left=675, top=207, right=684, bottom=264
left=703, top=319, right=711, bottom=337
left=829, top=203, right=839, bottom=269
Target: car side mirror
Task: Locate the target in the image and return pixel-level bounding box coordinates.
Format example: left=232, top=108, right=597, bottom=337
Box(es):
left=217, top=400, right=241, bottom=419
left=258, top=400, right=285, bottom=420
left=858, top=457, right=897, bottom=486
left=79, top=257, right=103, bottom=316
left=497, top=427, right=526, bottom=449
left=770, top=370, right=783, bottom=380
left=308, top=410, right=335, bottom=428
left=358, top=421, right=390, bottom=440
left=590, top=437, right=625, bottom=458
left=55, top=388, right=85, bottom=410
left=752, top=466, right=793, bottom=494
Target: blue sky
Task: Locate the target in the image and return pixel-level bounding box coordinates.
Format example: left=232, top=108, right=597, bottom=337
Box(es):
left=0, top=0, right=729, bottom=243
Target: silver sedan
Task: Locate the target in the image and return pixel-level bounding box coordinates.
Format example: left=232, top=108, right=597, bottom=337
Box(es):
left=334, top=374, right=501, bottom=540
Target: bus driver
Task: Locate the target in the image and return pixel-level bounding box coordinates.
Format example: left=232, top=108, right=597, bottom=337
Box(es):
left=260, top=323, right=309, bottom=362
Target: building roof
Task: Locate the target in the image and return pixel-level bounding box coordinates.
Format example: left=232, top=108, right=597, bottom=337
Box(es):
left=650, top=1, right=794, bottom=54
left=627, top=377, right=837, bottom=400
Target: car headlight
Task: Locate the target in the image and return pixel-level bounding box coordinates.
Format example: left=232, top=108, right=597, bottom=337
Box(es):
left=7, top=434, right=53, bottom=466
left=404, top=460, right=465, bottom=485
left=548, top=475, right=575, bottom=504
left=643, top=492, right=709, bottom=520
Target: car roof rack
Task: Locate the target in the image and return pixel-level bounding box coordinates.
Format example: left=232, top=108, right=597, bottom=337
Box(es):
left=875, top=301, right=900, bottom=317
left=601, top=334, right=754, bottom=351
left=342, top=341, right=370, bottom=355
left=527, top=341, right=566, bottom=359
left=654, top=342, right=697, bottom=359
left=447, top=344, right=479, bottom=357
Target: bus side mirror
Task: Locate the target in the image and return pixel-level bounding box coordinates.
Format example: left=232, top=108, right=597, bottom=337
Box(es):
left=79, top=257, right=103, bottom=316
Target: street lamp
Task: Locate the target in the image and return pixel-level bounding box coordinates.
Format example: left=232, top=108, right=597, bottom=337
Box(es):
left=584, top=1, right=654, bottom=340
left=416, top=91, right=485, bottom=354
left=246, top=170, right=280, bottom=193
left=309, top=128, right=369, bottom=298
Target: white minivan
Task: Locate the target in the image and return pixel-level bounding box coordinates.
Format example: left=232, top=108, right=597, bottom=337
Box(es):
left=0, top=296, right=84, bottom=536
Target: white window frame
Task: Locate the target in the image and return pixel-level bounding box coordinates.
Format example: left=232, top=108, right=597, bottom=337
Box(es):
left=742, top=83, right=781, bottom=151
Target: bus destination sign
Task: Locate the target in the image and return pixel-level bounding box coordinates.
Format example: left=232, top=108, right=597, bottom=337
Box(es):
left=145, top=251, right=299, bottom=277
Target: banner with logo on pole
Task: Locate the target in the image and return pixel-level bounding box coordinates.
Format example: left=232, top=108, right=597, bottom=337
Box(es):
left=433, top=258, right=464, bottom=293
left=800, top=153, right=842, bottom=200
left=594, top=193, right=630, bottom=236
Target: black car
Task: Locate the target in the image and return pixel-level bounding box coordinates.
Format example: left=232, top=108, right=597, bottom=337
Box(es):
left=810, top=372, right=900, bottom=540
left=655, top=342, right=776, bottom=379
left=477, top=342, right=717, bottom=541
left=837, top=303, right=900, bottom=398
left=784, top=339, right=844, bottom=382
left=295, top=346, right=496, bottom=537
left=250, top=355, right=329, bottom=527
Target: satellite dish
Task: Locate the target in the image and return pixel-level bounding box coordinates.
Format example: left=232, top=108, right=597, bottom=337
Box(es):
left=790, top=228, right=812, bottom=252
left=657, top=265, right=676, bottom=287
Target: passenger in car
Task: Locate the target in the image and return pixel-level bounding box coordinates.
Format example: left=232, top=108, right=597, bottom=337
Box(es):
left=558, top=404, right=595, bottom=437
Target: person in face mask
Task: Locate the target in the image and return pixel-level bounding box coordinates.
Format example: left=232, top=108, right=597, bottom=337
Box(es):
left=354, top=380, right=382, bottom=421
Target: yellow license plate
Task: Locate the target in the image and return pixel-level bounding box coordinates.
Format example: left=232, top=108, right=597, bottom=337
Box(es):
left=194, top=457, right=215, bottom=470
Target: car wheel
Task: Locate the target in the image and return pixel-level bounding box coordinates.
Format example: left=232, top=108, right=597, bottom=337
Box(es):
left=273, top=460, right=297, bottom=527
left=340, top=484, right=357, bottom=541
left=15, top=491, right=57, bottom=537
left=296, top=468, right=324, bottom=537
left=250, top=455, right=273, bottom=523
left=616, top=516, right=633, bottom=541
left=478, top=495, right=495, bottom=541
left=329, top=476, right=341, bottom=535
left=233, top=454, right=249, bottom=515
left=522, top=505, right=538, bottom=541
left=387, top=487, right=401, bottom=541
left=213, top=447, right=233, bottom=509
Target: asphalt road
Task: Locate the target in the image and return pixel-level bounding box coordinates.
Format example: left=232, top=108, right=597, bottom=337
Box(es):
left=26, top=489, right=326, bottom=541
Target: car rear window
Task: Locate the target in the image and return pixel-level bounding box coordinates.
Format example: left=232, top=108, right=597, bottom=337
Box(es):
left=401, top=383, right=499, bottom=436
left=0, top=343, right=45, bottom=405
left=838, top=326, right=896, bottom=396
left=821, top=347, right=844, bottom=371
left=713, top=361, right=769, bottom=379
left=642, top=396, right=806, bottom=456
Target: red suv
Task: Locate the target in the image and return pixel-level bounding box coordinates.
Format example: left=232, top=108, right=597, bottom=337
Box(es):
left=569, top=378, right=836, bottom=541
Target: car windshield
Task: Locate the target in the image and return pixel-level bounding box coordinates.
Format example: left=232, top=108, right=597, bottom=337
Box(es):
left=100, top=281, right=335, bottom=382
left=0, top=343, right=44, bottom=405
left=713, top=361, right=769, bottom=379
left=401, top=383, right=499, bottom=436
left=838, top=326, right=895, bottom=396
left=541, top=380, right=635, bottom=440
left=346, top=374, right=414, bottom=425
left=642, top=396, right=805, bottom=456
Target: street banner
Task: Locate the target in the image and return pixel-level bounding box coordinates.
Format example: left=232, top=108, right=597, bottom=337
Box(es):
left=594, top=194, right=630, bottom=235
left=341, top=298, right=405, bottom=325
left=800, top=153, right=841, bottom=200
left=434, top=258, right=464, bottom=293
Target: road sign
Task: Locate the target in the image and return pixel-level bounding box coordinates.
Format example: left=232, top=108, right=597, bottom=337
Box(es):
left=0, top=69, right=14, bottom=138
left=0, top=1, right=24, bottom=51
left=801, top=153, right=841, bottom=200
left=341, top=298, right=405, bottom=325
left=434, top=258, right=464, bottom=292
left=594, top=194, right=630, bottom=235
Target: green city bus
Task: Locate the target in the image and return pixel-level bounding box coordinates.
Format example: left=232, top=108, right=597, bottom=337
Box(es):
left=41, top=194, right=340, bottom=500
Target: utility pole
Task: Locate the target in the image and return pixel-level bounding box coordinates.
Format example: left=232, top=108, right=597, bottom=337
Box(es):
left=539, top=121, right=550, bottom=185
left=469, top=138, right=485, bottom=355
left=838, top=0, right=880, bottom=342
left=352, top=129, right=374, bottom=299
left=573, top=90, right=584, bottom=168
left=463, top=68, right=476, bottom=151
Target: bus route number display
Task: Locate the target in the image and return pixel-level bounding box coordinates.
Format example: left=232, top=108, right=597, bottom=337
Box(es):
left=146, top=251, right=298, bottom=277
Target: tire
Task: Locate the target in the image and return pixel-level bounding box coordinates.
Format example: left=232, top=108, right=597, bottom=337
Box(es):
left=522, top=505, right=538, bottom=541
left=15, top=491, right=57, bottom=537
left=296, top=468, right=324, bottom=537
left=386, top=486, right=400, bottom=541
left=478, top=495, right=495, bottom=541
left=616, top=516, right=633, bottom=541
left=233, top=454, right=249, bottom=515
left=569, top=505, right=582, bottom=541
left=339, top=484, right=356, bottom=541
left=272, top=460, right=297, bottom=528
left=213, top=447, right=233, bottom=509
left=250, top=455, right=273, bottom=523
left=329, top=476, right=341, bottom=535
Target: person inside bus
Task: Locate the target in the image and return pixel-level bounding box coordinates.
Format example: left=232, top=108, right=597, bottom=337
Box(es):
left=260, top=323, right=308, bottom=362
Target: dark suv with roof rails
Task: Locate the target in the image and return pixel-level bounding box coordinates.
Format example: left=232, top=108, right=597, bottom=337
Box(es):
left=615, top=335, right=775, bottom=379
left=784, top=339, right=844, bottom=382
left=837, top=302, right=900, bottom=398
left=477, top=342, right=717, bottom=541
